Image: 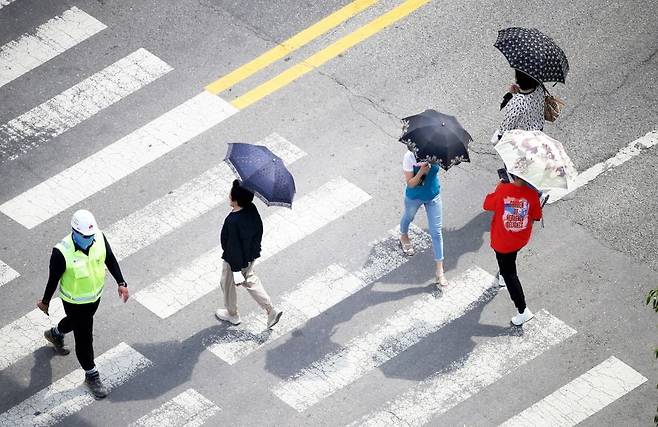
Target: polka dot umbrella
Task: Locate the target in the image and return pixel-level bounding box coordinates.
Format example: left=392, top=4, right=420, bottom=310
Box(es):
left=494, top=27, right=569, bottom=84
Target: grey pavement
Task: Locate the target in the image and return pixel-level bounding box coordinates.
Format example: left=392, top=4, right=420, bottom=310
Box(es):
left=0, top=0, right=656, bottom=425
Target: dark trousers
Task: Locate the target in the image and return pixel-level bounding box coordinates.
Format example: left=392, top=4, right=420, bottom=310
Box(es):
left=495, top=251, right=527, bottom=313
left=58, top=299, right=100, bottom=371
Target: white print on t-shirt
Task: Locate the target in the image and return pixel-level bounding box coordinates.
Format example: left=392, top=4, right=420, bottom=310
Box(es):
left=502, top=197, right=530, bottom=232
left=402, top=151, right=421, bottom=172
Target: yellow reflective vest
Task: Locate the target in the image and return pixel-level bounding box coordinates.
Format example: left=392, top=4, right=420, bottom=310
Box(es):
left=55, top=233, right=106, bottom=304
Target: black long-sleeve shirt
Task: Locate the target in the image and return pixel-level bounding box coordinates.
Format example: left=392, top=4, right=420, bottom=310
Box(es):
left=220, top=203, right=263, bottom=272
left=42, top=232, right=125, bottom=304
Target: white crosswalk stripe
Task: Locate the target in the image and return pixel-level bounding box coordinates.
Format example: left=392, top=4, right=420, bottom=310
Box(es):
left=500, top=356, right=647, bottom=427
left=0, top=48, right=173, bottom=160
left=0, top=259, right=19, bottom=288
left=107, top=133, right=306, bottom=261
left=0, top=92, right=238, bottom=229
left=134, top=177, right=371, bottom=319
left=0, top=342, right=151, bottom=426
left=0, top=7, right=106, bottom=88
left=206, top=225, right=432, bottom=365
left=129, top=388, right=220, bottom=427
left=272, top=266, right=496, bottom=412
left=0, top=298, right=64, bottom=371
left=549, top=130, right=658, bottom=203
left=353, top=310, right=576, bottom=426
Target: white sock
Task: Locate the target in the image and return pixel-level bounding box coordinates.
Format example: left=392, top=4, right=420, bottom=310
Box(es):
left=85, top=367, right=98, bottom=376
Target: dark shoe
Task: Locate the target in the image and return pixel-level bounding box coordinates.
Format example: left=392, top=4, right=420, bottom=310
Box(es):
left=85, top=372, right=108, bottom=399
left=44, top=329, right=70, bottom=355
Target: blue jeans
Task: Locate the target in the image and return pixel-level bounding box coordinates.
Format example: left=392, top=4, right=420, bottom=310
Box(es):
left=400, top=193, right=444, bottom=261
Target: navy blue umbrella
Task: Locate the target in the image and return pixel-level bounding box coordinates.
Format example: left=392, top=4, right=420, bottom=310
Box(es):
left=225, top=143, right=296, bottom=208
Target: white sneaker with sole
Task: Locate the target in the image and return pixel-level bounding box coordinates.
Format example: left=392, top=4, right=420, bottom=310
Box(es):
left=497, top=272, right=506, bottom=287
left=215, top=309, right=241, bottom=325
left=267, top=308, right=283, bottom=329
left=511, top=308, right=534, bottom=326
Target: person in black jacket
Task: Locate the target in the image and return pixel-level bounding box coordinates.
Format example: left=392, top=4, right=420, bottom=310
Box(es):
left=216, top=180, right=282, bottom=329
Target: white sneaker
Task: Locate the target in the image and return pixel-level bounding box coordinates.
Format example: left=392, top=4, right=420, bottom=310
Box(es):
left=267, top=308, right=283, bottom=329
left=511, top=308, right=534, bottom=326
left=215, top=309, right=241, bottom=325
left=497, top=272, right=506, bottom=287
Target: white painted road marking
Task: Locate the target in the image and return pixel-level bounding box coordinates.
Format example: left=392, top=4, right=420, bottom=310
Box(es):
left=0, top=7, right=106, bottom=88
left=549, top=130, right=658, bottom=203
left=272, top=266, right=496, bottom=412
left=129, top=388, right=220, bottom=427
left=0, top=48, right=173, bottom=160
left=500, top=356, right=647, bottom=427
left=107, top=133, right=306, bottom=260
left=0, top=92, right=238, bottom=229
left=353, top=310, right=576, bottom=426
left=0, top=298, right=64, bottom=371
left=0, top=342, right=151, bottom=426
left=134, top=177, right=371, bottom=319
left=0, top=259, right=19, bottom=287
left=206, top=226, right=432, bottom=365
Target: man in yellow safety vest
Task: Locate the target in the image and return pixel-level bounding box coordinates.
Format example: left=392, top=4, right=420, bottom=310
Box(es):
left=37, top=209, right=129, bottom=398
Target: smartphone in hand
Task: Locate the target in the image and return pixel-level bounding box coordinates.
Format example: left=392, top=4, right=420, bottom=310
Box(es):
left=497, top=168, right=510, bottom=183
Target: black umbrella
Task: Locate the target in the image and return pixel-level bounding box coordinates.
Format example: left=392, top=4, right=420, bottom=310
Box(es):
left=225, top=143, right=296, bottom=208
left=399, top=110, right=472, bottom=171
left=494, top=27, right=569, bottom=84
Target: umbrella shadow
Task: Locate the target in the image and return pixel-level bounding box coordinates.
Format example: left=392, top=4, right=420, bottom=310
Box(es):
left=107, top=322, right=228, bottom=403
left=262, top=212, right=492, bottom=380
left=378, top=286, right=512, bottom=382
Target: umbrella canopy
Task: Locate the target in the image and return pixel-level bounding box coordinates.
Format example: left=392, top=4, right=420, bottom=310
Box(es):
left=494, top=27, right=569, bottom=83
left=495, top=130, right=577, bottom=190
left=399, top=109, right=472, bottom=171
left=225, top=143, right=296, bottom=208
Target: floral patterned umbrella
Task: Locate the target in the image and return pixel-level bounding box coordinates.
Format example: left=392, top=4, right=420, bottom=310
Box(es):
left=495, top=130, right=577, bottom=190
left=400, top=109, right=472, bottom=171
left=494, top=27, right=569, bottom=84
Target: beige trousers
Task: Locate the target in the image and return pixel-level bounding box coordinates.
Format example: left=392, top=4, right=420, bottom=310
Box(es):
left=220, top=261, right=272, bottom=315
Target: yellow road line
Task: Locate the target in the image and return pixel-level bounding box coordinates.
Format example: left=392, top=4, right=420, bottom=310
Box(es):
left=231, top=0, right=430, bottom=110
left=204, top=0, right=378, bottom=95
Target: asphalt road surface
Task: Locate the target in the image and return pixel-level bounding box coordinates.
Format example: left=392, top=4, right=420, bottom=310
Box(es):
left=0, top=0, right=657, bottom=425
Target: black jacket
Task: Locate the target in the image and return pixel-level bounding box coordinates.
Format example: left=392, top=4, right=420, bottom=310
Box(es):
left=220, top=203, right=263, bottom=272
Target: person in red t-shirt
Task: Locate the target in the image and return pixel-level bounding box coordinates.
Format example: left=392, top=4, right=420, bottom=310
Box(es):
left=483, top=174, right=542, bottom=326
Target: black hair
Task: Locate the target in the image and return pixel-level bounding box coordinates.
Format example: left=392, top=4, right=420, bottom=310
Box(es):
left=515, top=69, right=539, bottom=91
left=230, top=180, right=254, bottom=207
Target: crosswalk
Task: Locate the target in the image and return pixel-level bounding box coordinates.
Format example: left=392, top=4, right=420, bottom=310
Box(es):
left=0, top=7, right=106, bottom=88
left=0, top=2, right=650, bottom=426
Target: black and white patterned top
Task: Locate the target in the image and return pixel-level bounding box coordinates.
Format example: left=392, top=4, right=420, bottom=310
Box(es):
left=499, top=87, right=545, bottom=135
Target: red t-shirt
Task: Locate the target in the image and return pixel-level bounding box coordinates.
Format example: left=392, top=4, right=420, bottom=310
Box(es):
left=483, top=183, right=542, bottom=253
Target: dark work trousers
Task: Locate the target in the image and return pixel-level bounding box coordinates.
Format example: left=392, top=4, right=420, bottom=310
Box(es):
left=495, top=250, right=527, bottom=313
left=58, top=299, right=101, bottom=371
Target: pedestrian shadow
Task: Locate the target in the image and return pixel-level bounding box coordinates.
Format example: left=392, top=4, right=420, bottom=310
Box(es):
left=441, top=210, right=490, bottom=273
left=107, top=322, right=228, bottom=403
left=262, top=212, right=492, bottom=380
left=0, top=346, right=95, bottom=427
left=0, top=346, right=55, bottom=410
left=378, top=286, right=512, bottom=382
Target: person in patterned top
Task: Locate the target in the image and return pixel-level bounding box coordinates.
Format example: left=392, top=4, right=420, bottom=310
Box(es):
left=493, top=69, right=545, bottom=142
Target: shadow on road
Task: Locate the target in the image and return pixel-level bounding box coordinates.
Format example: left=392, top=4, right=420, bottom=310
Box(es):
left=263, top=211, right=492, bottom=379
